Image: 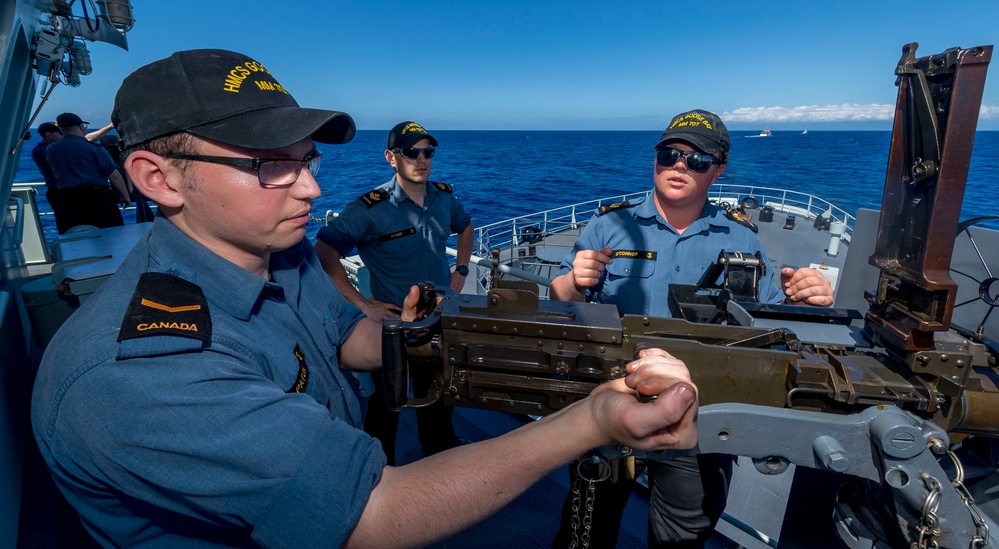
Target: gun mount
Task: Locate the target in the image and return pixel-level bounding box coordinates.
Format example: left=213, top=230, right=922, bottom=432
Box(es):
left=381, top=43, right=996, bottom=548
left=867, top=42, right=993, bottom=353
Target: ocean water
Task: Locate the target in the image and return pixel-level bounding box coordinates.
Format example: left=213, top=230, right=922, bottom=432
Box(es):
left=14, top=130, right=999, bottom=241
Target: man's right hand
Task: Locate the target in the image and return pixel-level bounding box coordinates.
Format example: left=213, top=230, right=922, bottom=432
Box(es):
left=569, top=247, right=613, bottom=291
left=362, top=298, right=402, bottom=323
left=391, top=294, right=698, bottom=451
left=549, top=247, right=614, bottom=301
left=589, top=347, right=698, bottom=451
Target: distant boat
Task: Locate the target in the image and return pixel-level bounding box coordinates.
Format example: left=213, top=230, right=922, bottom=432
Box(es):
left=745, top=128, right=773, bottom=138
left=802, top=130, right=808, bottom=134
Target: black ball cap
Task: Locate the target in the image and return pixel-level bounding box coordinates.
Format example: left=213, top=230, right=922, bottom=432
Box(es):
left=654, top=109, right=730, bottom=155
left=112, top=49, right=355, bottom=150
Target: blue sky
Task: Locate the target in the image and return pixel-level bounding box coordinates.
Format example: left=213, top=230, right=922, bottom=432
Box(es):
left=35, top=0, right=999, bottom=131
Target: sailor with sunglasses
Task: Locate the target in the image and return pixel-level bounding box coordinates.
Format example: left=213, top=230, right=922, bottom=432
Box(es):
left=32, top=50, right=701, bottom=548
left=314, top=121, right=474, bottom=464
left=549, top=109, right=833, bottom=548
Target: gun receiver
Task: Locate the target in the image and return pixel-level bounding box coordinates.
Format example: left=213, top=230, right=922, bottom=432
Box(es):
left=385, top=283, right=999, bottom=435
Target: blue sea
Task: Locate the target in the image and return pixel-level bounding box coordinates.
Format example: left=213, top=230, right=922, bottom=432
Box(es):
left=14, top=130, right=999, bottom=241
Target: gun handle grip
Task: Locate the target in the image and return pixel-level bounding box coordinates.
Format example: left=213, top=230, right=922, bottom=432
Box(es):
left=415, top=281, right=437, bottom=321
left=633, top=342, right=654, bottom=360
left=632, top=342, right=659, bottom=402
left=381, top=318, right=409, bottom=412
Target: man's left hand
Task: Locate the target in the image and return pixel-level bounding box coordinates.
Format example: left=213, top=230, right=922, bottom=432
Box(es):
left=400, top=285, right=421, bottom=322
left=780, top=267, right=833, bottom=306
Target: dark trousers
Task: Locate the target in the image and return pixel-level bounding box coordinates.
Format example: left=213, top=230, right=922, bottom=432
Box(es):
left=364, top=367, right=460, bottom=466
left=552, top=454, right=734, bottom=549
left=45, top=187, right=71, bottom=235
left=56, top=186, right=123, bottom=234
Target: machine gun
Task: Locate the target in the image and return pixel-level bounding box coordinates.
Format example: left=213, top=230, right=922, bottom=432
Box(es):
left=382, top=43, right=996, bottom=548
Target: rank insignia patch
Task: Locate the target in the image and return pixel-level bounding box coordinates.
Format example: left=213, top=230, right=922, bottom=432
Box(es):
left=724, top=208, right=759, bottom=233
left=359, top=189, right=389, bottom=208
left=118, top=272, right=211, bottom=342
left=598, top=201, right=631, bottom=215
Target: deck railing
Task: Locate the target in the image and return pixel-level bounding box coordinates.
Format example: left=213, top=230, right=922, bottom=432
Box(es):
left=471, top=184, right=856, bottom=259
left=320, top=185, right=859, bottom=296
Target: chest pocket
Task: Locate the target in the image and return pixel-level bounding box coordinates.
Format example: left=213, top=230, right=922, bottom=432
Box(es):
left=427, top=217, right=449, bottom=243
left=605, top=257, right=657, bottom=279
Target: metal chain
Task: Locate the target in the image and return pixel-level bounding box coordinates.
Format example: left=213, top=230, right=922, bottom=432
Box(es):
left=946, top=450, right=991, bottom=549
left=912, top=473, right=941, bottom=549
left=581, top=475, right=596, bottom=548
left=568, top=456, right=611, bottom=549
left=569, top=473, right=582, bottom=549
left=310, top=210, right=335, bottom=223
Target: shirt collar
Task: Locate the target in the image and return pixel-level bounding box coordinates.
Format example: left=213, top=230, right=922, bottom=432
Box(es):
left=146, top=216, right=305, bottom=321
left=635, top=197, right=730, bottom=232
left=388, top=177, right=408, bottom=203
left=389, top=176, right=436, bottom=205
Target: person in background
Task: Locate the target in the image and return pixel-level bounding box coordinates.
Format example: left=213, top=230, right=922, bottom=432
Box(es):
left=85, top=121, right=117, bottom=143
left=30, top=122, right=67, bottom=233
left=98, top=132, right=157, bottom=223
left=549, top=109, right=833, bottom=548
left=31, top=120, right=116, bottom=234
left=45, top=112, right=130, bottom=233
left=314, top=121, right=474, bottom=464
left=31, top=48, right=700, bottom=548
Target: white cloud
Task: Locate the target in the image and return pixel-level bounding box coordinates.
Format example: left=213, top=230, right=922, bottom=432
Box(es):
left=723, top=104, right=998, bottom=122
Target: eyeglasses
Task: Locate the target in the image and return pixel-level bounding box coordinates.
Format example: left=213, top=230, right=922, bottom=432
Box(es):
left=393, top=146, right=435, bottom=160
left=655, top=147, right=720, bottom=173
left=163, top=149, right=322, bottom=187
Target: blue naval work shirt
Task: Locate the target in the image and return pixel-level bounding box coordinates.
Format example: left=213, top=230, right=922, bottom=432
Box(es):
left=316, top=177, right=472, bottom=307
left=44, top=133, right=119, bottom=189
left=557, top=197, right=784, bottom=317
left=30, top=140, right=58, bottom=189
left=31, top=216, right=386, bottom=548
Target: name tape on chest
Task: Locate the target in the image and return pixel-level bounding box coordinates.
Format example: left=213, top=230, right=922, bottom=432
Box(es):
left=118, top=272, right=212, bottom=343
left=612, top=250, right=657, bottom=260
left=287, top=344, right=310, bottom=393
left=379, top=227, right=416, bottom=241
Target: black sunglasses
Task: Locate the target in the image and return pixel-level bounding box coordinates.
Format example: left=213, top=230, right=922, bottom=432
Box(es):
left=655, top=147, right=720, bottom=173
left=393, top=146, right=435, bottom=160
left=164, top=150, right=322, bottom=187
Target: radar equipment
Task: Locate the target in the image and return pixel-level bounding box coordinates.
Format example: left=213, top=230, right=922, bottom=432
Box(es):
left=11, top=0, right=134, bottom=156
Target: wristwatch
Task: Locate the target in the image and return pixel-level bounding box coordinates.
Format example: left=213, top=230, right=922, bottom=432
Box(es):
left=456, top=265, right=469, bottom=277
